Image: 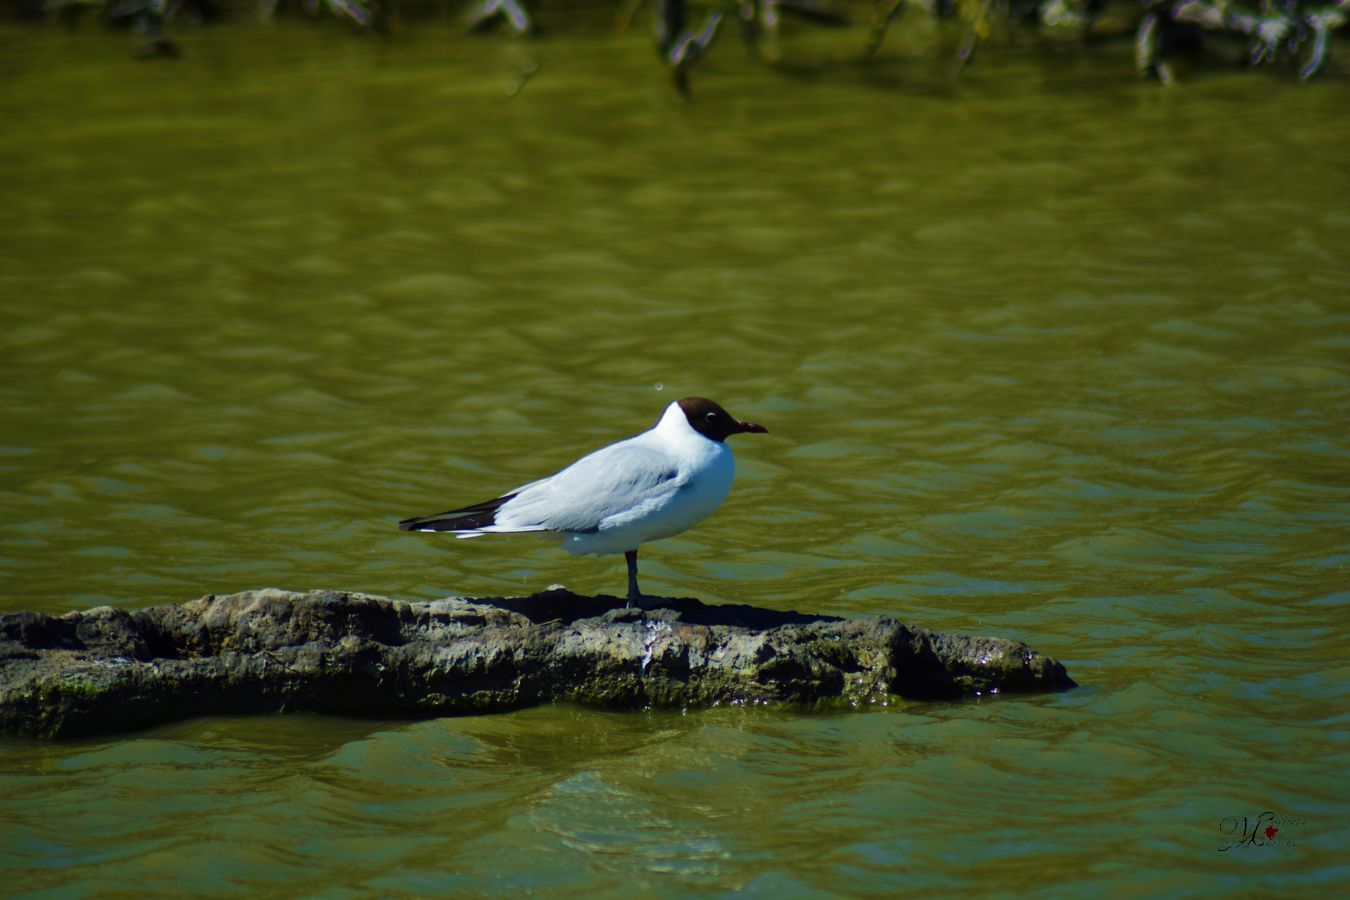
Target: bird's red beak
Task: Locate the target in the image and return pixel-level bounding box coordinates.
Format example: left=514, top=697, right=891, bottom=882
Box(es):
left=737, top=421, right=768, bottom=434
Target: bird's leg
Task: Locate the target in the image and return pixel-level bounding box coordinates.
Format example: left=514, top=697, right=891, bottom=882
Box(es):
left=625, top=549, right=641, bottom=609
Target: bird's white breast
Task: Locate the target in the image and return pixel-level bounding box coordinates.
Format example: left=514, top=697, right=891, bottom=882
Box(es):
left=562, top=416, right=736, bottom=556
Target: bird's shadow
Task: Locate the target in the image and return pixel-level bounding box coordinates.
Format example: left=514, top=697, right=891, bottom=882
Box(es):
left=479, top=588, right=844, bottom=628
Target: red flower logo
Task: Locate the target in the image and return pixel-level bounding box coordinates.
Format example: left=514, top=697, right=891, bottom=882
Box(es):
left=1264, top=825, right=1279, bottom=840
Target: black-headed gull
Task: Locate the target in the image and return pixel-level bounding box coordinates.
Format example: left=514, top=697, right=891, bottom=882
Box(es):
left=399, top=397, right=768, bottom=607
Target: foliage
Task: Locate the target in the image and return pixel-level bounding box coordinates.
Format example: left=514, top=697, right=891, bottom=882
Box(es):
left=15, top=0, right=1350, bottom=88
left=1136, top=0, right=1349, bottom=82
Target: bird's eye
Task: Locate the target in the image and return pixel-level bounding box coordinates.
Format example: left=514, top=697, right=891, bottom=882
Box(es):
left=704, top=411, right=718, bottom=422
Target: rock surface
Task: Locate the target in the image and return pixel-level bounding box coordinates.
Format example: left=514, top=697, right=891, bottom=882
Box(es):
left=0, top=589, right=1076, bottom=738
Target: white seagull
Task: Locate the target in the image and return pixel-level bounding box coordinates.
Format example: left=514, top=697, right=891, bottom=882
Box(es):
left=399, top=397, right=768, bottom=607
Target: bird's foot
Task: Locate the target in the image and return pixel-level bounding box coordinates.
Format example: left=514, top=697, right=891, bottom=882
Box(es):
left=606, top=605, right=647, bottom=623
left=626, top=592, right=678, bottom=612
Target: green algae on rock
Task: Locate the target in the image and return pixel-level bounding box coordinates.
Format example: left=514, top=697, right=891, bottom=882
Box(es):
left=0, top=589, right=1076, bottom=738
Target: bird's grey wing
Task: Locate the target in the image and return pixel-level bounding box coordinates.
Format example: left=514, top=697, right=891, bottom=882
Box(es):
left=495, top=441, right=683, bottom=534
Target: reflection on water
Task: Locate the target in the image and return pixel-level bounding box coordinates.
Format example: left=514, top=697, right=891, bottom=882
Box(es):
left=1, top=20, right=1347, bottom=895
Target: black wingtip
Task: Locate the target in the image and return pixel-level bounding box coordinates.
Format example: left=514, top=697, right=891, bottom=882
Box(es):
left=397, top=493, right=517, bottom=532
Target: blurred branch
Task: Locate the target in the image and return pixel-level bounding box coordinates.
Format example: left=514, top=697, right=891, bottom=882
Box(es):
left=466, top=0, right=532, bottom=33
left=1137, top=0, right=1347, bottom=82
left=654, top=0, right=725, bottom=97
left=20, top=0, right=1350, bottom=84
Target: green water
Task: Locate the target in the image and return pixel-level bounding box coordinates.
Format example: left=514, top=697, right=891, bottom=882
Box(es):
left=2, top=17, right=1348, bottom=894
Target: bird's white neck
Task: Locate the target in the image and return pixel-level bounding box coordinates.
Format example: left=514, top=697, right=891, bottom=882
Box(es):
left=654, top=401, right=707, bottom=444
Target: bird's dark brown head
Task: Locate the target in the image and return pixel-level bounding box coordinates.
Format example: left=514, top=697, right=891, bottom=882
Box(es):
left=677, top=397, right=769, bottom=443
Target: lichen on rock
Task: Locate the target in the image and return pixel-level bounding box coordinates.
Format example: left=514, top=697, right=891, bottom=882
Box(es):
left=0, top=589, right=1076, bottom=738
